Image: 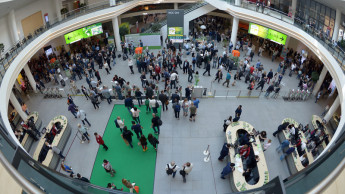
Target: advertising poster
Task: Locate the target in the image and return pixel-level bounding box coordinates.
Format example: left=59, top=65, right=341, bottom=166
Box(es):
left=64, top=23, right=103, bottom=44
left=248, top=23, right=287, bottom=45
left=167, top=9, right=184, bottom=44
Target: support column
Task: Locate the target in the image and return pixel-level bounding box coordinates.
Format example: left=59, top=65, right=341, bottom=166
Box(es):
left=184, top=19, right=189, bottom=38
left=174, top=3, right=178, bottom=10
left=312, top=66, right=328, bottom=95
left=10, top=92, right=27, bottom=121
left=332, top=8, right=341, bottom=42
left=8, top=9, right=19, bottom=43
left=324, top=96, right=340, bottom=122
left=112, top=16, right=122, bottom=51
left=55, top=0, right=62, bottom=21
left=231, top=17, right=239, bottom=48
left=23, top=64, right=37, bottom=93
left=291, top=0, right=297, bottom=20
left=235, top=0, right=241, bottom=6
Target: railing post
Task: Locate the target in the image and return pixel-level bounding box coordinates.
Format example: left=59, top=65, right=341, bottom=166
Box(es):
left=226, top=90, right=229, bottom=99
left=238, top=90, right=241, bottom=98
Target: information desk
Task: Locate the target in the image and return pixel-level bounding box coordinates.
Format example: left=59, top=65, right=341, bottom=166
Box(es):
left=278, top=118, right=314, bottom=173
left=20, top=111, right=42, bottom=151
left=33, top=115, right=71, bottom=169
left=311, top=115, right=332, bottom=148
left=226, top=121, right=269, bottom=191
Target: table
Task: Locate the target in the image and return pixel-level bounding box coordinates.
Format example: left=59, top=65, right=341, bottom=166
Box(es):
left=20, top=112, right=42, bottom=151
left=32, top=115, right=71, bottom=169
left=280, top=118, right=314, bottom=172
left=226, top=121, right=269, bottom=191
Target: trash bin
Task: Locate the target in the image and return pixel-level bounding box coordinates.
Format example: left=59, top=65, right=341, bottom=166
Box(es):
left=192, top=86, right=203, bottom=98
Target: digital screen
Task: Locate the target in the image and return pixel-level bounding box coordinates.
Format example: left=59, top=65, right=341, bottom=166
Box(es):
left=248, top=23, right=287, bottom=45
left=168, top=27, right=183, bottom=37
left=64, top=23, right=103, bottom=44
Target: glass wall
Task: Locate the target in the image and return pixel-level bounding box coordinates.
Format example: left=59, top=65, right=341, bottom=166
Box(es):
left=269, top=0, right=292, bottom=14
left=296, top=0, right=336, bottom=40
left=339, top=14, right=345, bottom=41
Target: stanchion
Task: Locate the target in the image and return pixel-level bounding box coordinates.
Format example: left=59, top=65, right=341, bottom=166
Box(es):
left=203, top=145, right=210, bottom=155
left=204, top=152, right=210, bottom=162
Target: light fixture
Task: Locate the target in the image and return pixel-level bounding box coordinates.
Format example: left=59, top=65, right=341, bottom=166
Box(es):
left=143, top=13, right=148, bottom=15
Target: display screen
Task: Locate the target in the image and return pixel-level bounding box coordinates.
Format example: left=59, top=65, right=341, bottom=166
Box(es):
left=168, top=27, right=183, bottom=37
left=248, top=23, right=287, bottom=45
left=64, top=23, right=103, bottom=44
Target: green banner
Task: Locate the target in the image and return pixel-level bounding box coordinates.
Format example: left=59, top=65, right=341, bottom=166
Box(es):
left=267, top=29, right=287, bottom=45
left=248, top=23, right=268, bottom=39
left=64, top=23, right=103, bottom=44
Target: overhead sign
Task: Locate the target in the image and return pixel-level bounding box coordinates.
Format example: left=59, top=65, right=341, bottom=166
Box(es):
left=248, top=23, right=287, bottom=45
left=64, top=23, right=103, bottom=44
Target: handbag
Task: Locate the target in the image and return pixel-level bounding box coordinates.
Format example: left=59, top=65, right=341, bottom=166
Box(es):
left=165, top=101, right=169, bottom=105
left=179, top=167, right=186, bottom=176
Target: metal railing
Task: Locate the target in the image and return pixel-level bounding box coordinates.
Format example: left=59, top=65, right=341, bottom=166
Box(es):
left=222, top=0, right=345, bottom=70
left=0, top=0, right=133, bottom=83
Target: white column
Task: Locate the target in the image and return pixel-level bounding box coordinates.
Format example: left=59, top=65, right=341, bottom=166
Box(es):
left=174, top=3, right=178, bottom=10
left=23, top=64, right=37, bottom=93
left=332, top=8, right=341, bottom=42
left=231, top=17, right=239, bottom=48
left=8, top=9, right=19, bottom=43
left=235, top=0, right=241, bottom=6
left=291, top=0, right=297, bottom=20
left=324, top=96, right=340, bottom=122
left=312, top=66, right=328, bottom=95
left=284, top=36, right=290, bottom=48
left=55, top=0, right=62, bottom=21
left=109, top=0, right=116, bottom=6
left=10, top=92, right=27, bottom=121
left=184, top=19, right=189, bottom=38
left=112, top=16, right=122, bottom=51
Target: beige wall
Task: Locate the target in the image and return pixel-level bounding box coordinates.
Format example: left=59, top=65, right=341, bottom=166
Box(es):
left=0, top=162, right=22, bottom=194
left=21, top=11, right=44, bottom=37
left=321, top=166, right=345, bottom=194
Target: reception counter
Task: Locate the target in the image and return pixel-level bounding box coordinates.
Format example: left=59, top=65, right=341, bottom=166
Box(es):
left=20, top=111, right=42, bottom=151
left=33, top=115, right=71, bottom=169
left=226, top=121, right=269, bottom=191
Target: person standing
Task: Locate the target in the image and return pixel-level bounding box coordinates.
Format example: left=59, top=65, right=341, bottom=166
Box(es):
left=131, top=121, right=143, bottom=139
left=235, top=105, right=242, bottom=118
left=192, top=97, right=200, bottom=108
left=103, top=61, right=110, bottom=75
left=166, top=161, right=179, bottom=178
left=90, top=93, right=100, bottom=109
left=78, top=123, right=90, bottom=143
left=222, top=71, right=231, bottom=87
left=194, top=71, right=200, bottom=86
left=189, top=102, right=197, bottom=122
left=139, top=135, right=148, bottom=152
left=148, top=133, right=159, bottom=150
left=124, top=96, right=134, bottom=113
left=149, top=97, right=158, bottom=114
left=95, top=70, right=102, bottom=84
left=188, top=65, right=194, bottom=83
left=221, top=162, right=235, bottom=179
left=135, top=88, right=143, bottom=107
left=76, top=108, right=91, bottom=126
left=101, top=86, right=112, bottom=104
left=81, top=85, right=90, bottom=100
left=151, top=113, right=161, bottom=134
left=130, top=107, right=141, bottom=124
left=172, top=99, right=181, bottom=119
left=182, top=98, right=189, bottom=117
left=94, top=132, right=108, bottom=150
left=102, top=160, right=116, bottom=177
left=21, top=103, right=29, bottom=115
left=122, top=126, right=134, bottom=148
left=158, top=90, right=168, bottom=111
left=115, top=116, right=125, bottom=133
left=180, top=162, right=193, bottom=183
left=218, top=143, right=231, bottom=161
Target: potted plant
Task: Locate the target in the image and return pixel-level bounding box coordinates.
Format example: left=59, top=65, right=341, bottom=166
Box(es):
left=151, top=23, right=162, bottom=33
left=119, top=22, right=130, bottom=40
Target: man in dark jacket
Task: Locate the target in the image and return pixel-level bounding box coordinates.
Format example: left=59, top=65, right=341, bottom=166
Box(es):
left=218, top=143, right=231, bottom=161
left=122, top=127, right=133, bottom=148
left=264, top=83, right=275, bottom=98
left=171, top=90, right=180, bottom=103
left=124, top=96, right=133, bottom=113
left=202, top=62, right=211, bottom=76
left=273, top=122, right=290, bottom=137
left=159, top=90, right=168, bottom=111
left=68, top=103, right=78, bottom=118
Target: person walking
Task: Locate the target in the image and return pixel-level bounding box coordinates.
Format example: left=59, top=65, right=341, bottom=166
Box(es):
left=149, top=97, right=159, bottom=114
left=103, top=61, right=110, bottom=75
left=180, top=162, right=193, bottom=183
left=189, top=102, right=197, bottom=122
left=218, top=143, right=231, bottom=161
left=94, top=132, right=108, bottom=150
left=222, top=71, right=231, bottom=87
left=166, top=161, right=179, bottom=178
left=81, top=85, right=90, bottom=100
left=131, top=121, right=143, bottom=139
left=139, top=135, right=148, bottom=152
left=135, top=88, right=143, bottom=107
left=128, top=58, right=134, bottom=74
left=148, top=133, right=159, bottom=150
left=122, top=126, right=134, bottom=148
left=194, top=71, right=199, bottom=86
left=130, top=107, right=141, bottom=124
left=214, top=69, right=223, bottom=83
left=188, top=65, right=193, bottom=83
left=124, top=96, right=134, bottom=114
left=114, top=116, right=125, bottom=133
left=151, top=113, right=161, bottom=135
left=102, top=160, right=116, bottom=177
left=202, top=62, right=211, bottom=76
left=221, top=162, right=235, bottom=179
left=76, top=108, right=91, bottom=126
left=68, top=103, right=78, bottom=118
left=264, top=83, right=275, bottom=98
left=235, top=105, right=242, bottom=119
left=122, top=178, right=136, bottom=193
left=101, top=86, right=112, bottom=104
left=172, top=99, right=181, bottom=119
left=90, top=93, right=100, bottom=109
left=78, top=123, right=90, bottom=143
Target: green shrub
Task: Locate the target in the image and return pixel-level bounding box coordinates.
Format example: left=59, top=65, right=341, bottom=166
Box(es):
left=119, top=22, right=130, bottom=40
left=151, top=23, right=162, bottom=32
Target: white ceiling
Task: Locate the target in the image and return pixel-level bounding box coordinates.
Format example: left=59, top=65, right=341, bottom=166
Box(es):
left=314, top=0, right=345, bottom=14
left=0, top=0, right=37, bottom=18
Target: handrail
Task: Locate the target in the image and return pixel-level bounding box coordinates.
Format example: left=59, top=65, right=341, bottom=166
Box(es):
left=222, top=0, right=345, bottom=70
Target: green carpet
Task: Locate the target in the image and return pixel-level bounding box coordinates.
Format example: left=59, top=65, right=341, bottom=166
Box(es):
left=90, top=104, right=160, bottom=193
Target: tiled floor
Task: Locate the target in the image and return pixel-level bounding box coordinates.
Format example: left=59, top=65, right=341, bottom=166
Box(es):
left=23, top=44, right=331, bottom=193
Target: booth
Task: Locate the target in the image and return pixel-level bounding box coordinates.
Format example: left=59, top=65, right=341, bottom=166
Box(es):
left=21, top=111, right=42, bottom=151
left=33, top=115, right=71, bottom=169
left=226, top=121, right=269, bottom=191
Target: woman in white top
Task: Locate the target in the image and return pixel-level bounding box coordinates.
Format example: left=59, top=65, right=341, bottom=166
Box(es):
left=128, top=58, right=134, bottom=74
left=181, top=162, right=193, bottom=183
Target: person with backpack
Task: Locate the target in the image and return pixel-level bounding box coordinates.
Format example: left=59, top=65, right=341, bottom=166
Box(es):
left=151, top=113, right=162, bottom=135
left=166, top=161, right=179, bottom=178
left=122, top=126, right=134, bottom=148
left=172, top=99, right=181, bottom=119
left=77, top=173, right=90, bottom=182
left=148, top=133, right=159, bottom=151
left=131, top=121, right=143, bottom=139
left=115, top=116, right=125, bottom=133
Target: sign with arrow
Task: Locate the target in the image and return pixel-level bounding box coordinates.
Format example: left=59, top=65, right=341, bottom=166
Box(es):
left=248, top=23, right=287, bottom=45
left=267, top=28, right=287, bottom=45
